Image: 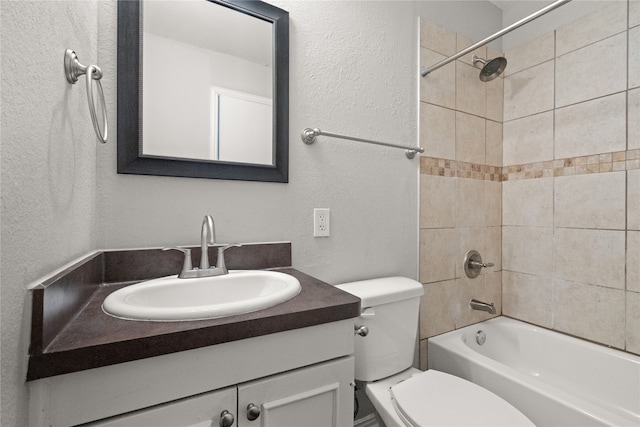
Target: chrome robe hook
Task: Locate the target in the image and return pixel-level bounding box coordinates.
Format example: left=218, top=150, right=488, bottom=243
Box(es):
left=64, top=49, right=108, bottom=144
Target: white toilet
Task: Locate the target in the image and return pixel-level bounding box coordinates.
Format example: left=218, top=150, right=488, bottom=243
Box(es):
left=336, top=277, right=534, bottom=427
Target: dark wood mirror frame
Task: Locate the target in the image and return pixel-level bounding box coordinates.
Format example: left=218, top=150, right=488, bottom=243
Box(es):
left=117, top=0, right=289, bottom=182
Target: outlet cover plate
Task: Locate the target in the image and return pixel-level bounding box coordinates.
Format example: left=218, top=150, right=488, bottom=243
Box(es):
left=314, top=208, right=330, bottom=237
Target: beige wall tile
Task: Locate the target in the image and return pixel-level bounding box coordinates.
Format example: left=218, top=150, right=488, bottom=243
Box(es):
left=626, top=292, right=640, bottom=355
left=555, top=1, right=627, bottom=57
left=486, top=75, right=504, bottom=123
left=554, top=228, right=626, bottom=290
left=420, top=103, right=456, bottom=159
left=420, top=228, right=457, bottom=283
left=553, top=279, right=625, bottom=349
left=486, top=46, right=505, bottom=108
left=628, top=231, right=640, bottom=293
left=487, top=47, right=503, bottom=61
left=556, top=33, right=627, bottom=108
left=456, top=178, right=485, bottom=227
left=631, top=0, right=640, bottom=28
left=420, top=174, right=456, bottom=229
left=503, top=178, right=553, bottom=227
left=630, top=89, right=640, bottom=150
left=421, top=48, right=455, bottom=108
left=630, top=27, right=640, bottom=89
left=419, top=280, right=456, bottom=339
left=503, top=226, right=553, bottom=277
left=455, top=112, right=485, bottom=164
left=485, top=271, right=502, bottom=314
left=503, top=111, right=553, bottom=165
left=456, top=227, right=486, bottom=279
left=485, top=226, right=501, bottom=272
left=456, top=62, right=486, bottom=117
left=504, top=31, right=554, bottom=76
left=554, top=172, right=626, bottom=230
left=456, top=34, right=487, bottom=67
left=485, top=120, right=502, bottom=167
left=420, top=20, right=457, bottom=55
left=502, top=271, right=552, bottom=328
left=629, top=170, right=640, bottom=230
left=455, top=274, right=498, bottom=328
left=485, top=181, right=502, bottom=227
left=419, top=339, right=428, bottom=371
left=504, top=60, right=554, bottom=121
left=555, top=93, right=627, bottom=159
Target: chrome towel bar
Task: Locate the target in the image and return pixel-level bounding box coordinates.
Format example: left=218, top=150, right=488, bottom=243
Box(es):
left=64, top=49, right=108, bottom=144
left=301, top=128, right=424, bottom=159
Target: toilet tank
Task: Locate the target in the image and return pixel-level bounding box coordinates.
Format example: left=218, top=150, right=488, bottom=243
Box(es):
left=336, top=277, right=424, bottom=382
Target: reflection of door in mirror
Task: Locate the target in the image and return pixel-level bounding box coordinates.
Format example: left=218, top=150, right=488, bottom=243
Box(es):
left=141, top=0, right=273, bottom=164
left=211, top=87, right=273, bottom=165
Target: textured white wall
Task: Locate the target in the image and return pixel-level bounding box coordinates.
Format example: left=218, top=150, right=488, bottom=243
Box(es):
left=96, top=0, right=421, bottom=285
left=1, top=1, right=99, bottom=425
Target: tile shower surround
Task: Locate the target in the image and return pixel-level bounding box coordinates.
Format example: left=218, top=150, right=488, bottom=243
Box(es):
left=419, top=0, right=639, bottom=365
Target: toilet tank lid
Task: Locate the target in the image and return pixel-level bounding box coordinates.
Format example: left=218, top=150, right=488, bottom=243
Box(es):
left=335, top=277, right=424, bottom=307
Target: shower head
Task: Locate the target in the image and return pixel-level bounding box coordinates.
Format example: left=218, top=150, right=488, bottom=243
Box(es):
left=472, top=55, right=507, bottom=82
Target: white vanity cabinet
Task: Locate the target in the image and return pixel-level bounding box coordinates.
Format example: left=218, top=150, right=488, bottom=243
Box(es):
left=237, top=356, right=353, bottom=427
left=89, top=357, right=354, bottom=427
left=29, top=320, right=355, bottom=427
left=88, top=386, right=237, bottom=427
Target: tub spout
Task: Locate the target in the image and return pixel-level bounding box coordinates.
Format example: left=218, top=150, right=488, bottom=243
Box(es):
left=470, top=299, right=496, bottom=314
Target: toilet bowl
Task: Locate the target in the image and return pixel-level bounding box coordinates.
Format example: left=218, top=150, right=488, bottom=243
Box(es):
left=336, top=277, right=534, bottom=427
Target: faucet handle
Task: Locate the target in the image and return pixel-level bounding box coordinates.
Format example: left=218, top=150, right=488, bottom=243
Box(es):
left=469, top=260, right=495, bottom=269
left=464, top=250, right=495, bottom=278
left=215, top=244, right=241, bottom=273
left=162, top=247, right=193, bottom=275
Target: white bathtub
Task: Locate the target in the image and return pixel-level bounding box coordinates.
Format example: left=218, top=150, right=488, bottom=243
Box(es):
left=428, top=317, right=640, bottom=427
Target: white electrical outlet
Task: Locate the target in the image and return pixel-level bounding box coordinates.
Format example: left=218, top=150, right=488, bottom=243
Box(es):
left=313, top=208, right=330, bottom=237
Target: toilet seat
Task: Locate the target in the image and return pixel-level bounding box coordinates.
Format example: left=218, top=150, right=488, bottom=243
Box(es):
left=389, top=370, right=535, bottom=427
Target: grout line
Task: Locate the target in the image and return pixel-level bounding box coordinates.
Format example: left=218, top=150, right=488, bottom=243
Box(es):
left=552, top=28, right=558, bottom=331
left=625, top=0, right=630, bottom=351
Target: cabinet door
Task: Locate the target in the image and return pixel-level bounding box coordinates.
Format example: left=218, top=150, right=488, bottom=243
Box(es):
left=87, top=386, right=236, bottom=427
left=237, top=356, right=354, bottom=427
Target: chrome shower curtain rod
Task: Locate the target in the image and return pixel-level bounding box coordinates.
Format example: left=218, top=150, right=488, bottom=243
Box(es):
left=421, top=0, right=572, bottom=77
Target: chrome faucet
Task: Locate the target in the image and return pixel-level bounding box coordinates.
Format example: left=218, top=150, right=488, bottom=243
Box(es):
left=164, top=215, right=240, bottom=279
left=200, top=215, right=215, bottom=270
left=470, top=299, right=496, bottom=314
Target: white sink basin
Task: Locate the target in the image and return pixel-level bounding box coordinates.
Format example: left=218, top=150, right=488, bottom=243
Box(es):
left=102, top=270, right=301, bottom=321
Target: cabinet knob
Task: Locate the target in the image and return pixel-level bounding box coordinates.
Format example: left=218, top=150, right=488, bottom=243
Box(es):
left=246, top=403, right=261, bottom=421
left=220, top=410, right=235, bottom=427
left=355, top=325, right=369, bottom=336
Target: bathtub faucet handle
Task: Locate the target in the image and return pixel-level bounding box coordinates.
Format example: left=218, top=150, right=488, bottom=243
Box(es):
left=464, top=250, right=494, bottom=278
left=470, top=260, right=495, bottom=269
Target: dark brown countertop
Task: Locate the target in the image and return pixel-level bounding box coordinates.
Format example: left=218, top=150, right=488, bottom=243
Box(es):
left=27, top=245, right=360, bottom=380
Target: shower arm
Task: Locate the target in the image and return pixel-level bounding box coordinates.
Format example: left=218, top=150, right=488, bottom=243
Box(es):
left=420, top=0, right=572, bottom=77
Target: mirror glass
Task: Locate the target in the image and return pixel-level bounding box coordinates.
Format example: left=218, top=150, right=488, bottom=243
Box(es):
left=142, top=0, right=274, bottom=165
left=117, top=0, right=289, bottom=182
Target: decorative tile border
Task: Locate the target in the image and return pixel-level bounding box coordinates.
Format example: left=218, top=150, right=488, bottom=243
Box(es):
left=420, top=149, right=640, bottom=181
left=419, top=157, right=502, bottom=181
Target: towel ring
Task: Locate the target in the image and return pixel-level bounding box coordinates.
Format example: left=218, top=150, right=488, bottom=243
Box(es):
left=64, top=49, right=108, bottom=144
